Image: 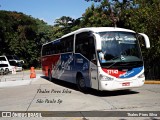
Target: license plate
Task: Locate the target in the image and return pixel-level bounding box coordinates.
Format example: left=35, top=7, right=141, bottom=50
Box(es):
left=122, top=82, right=130, bottom=86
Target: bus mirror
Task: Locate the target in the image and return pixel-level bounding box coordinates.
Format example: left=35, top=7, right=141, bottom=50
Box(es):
left=138, top=33, right=150, bottom=48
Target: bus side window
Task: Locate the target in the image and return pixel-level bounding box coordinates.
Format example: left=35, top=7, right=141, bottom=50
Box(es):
left=61, top=35, right=74, bottom=53
left=75, top=32, right=89, bottom=59
left=75, top=32, right=96, bottom=64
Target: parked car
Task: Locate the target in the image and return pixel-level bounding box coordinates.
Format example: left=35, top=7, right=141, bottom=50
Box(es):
left=0, top=55, right=23, bottom=72
left=0, top=61, right=14, bottom=74
left=0, top=64, right=14, bottom=74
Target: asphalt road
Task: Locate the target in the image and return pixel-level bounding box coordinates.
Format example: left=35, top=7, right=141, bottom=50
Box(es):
left=0, top=71, right=160, bottom=120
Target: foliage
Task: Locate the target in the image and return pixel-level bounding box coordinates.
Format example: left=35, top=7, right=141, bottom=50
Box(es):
left=125, top=0, right=160, bottom=79
left=80, top=4, right=112, bottom=27
left=52, top=16, right=82, bottom=38
left=0, top=10, right=53, bottom=68
left=52, top=16, right=74, bottom=38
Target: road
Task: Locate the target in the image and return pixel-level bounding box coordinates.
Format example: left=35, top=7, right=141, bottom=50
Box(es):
left=0, top=70, right=160, bottom=120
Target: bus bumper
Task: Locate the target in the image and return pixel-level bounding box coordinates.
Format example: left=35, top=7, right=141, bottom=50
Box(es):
left=99, top=78, right=145, bottom=91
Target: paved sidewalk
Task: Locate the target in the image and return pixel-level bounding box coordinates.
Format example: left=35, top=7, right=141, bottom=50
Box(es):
left=0, top=70, right=31, bottom=82
left=0, top=70, right=42, bottom=88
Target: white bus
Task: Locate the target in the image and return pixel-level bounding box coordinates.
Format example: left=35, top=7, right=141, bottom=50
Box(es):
left=41, top=27, right=150, bottom=91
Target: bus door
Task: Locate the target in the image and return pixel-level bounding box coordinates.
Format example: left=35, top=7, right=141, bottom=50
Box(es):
left=75, top=32, right=98, bottom=89
left=89, top=37, right=99, bottom=90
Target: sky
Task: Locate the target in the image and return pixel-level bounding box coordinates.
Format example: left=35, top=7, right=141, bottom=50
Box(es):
left=0, top=0, right=96, bottom=25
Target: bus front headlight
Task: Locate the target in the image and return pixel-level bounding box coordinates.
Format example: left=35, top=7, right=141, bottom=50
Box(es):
left=138, top=73, right=145, bottom=78
left=99, top=74, right=114, bottom=81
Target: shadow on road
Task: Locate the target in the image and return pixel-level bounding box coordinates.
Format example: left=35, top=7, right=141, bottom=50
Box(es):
left=41, top=76, right=139, bottom=97
left=86, top=89, right=139, bottom=97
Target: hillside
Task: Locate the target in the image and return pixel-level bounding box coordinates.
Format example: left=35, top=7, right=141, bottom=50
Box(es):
left=0, top=10, right=53, bottom=68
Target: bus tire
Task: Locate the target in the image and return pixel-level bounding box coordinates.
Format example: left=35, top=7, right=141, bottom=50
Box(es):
left=76, top=74, right=87, bottom=92
left=48, top=70, right=53, bottom=82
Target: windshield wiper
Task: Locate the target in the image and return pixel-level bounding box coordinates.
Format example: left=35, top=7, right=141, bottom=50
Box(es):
left=106, top=58, right=121, bottom=69
left=105, top=55, right=127, bottom=68
left=106, top=61, right=118, bottom=69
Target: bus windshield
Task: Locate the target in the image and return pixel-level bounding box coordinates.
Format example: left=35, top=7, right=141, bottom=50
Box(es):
left=98, top=31, right=143, bottom=68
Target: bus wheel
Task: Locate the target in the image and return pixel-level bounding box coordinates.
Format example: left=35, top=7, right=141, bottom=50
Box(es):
left=76, top=74, right=87, bottom=92
left=48, top=70, right=53, bottom=82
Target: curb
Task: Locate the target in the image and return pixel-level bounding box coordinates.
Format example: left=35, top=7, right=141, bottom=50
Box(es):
left=145, top=81, right=160, bottom=84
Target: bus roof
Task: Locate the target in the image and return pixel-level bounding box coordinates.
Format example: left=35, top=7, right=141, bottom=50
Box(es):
left=62, top=27, right=135, bottom=38
left=43, top=27, right=135, bottom=46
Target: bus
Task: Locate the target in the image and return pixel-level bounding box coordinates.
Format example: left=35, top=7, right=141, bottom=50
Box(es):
left=41, top=27, right=150, bottom=91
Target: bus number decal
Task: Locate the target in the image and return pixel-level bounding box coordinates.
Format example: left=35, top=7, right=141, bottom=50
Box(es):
left=107, top=70, right=118, bottom=74
left=102, top=68, right=126, bottom=78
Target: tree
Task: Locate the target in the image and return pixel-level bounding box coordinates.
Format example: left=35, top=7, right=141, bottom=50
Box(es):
left=125, top=0, right=160, bottom=79
left=0, top=10, right=53, bottom=68
left=54, top=16, right=73, bottom=27
left=80, top=3, right=112, bottom=27
left=53, top=16, right=76, bottom=38
left=82, top=0, right=134, bottom=27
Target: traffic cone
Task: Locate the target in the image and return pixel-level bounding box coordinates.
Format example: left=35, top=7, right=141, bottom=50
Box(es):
left=30, top=67, right=36, bottom=78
